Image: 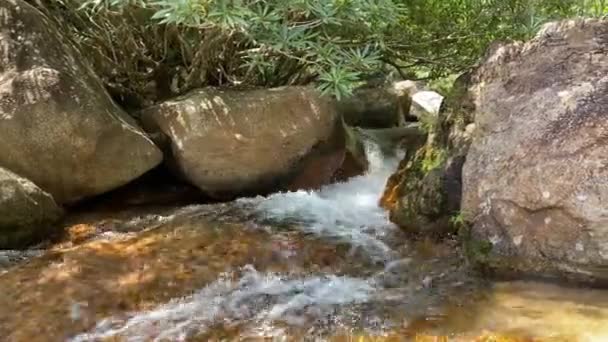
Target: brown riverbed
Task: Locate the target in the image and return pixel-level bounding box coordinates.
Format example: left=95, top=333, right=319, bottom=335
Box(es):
left=2, top=151, right=608, bottom=342
left=1, top=201, right=607, bottom=342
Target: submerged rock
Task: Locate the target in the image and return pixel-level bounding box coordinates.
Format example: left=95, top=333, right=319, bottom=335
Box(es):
left=0, top=0, right=162, bottom=204
left=0, top=167, right=62, bottom=248
left=140, top=86, right=344, bottom=199
left=462, top=19, right=608, bottom=283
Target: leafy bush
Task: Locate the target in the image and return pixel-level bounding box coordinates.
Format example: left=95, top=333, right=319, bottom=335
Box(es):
left=29, top=0, right=607, bottom=107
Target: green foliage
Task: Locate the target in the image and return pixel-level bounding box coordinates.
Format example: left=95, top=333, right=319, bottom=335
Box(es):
left=464, top=235, right=494, bottom=264
left=449, top=211, right=468, bottom=232
left=427, top=74, right=459, bottom=97
left=35, top=0, right=606, bottom=105
left=390, top=0, right=607, bottom=82
left=421, top=147, right=447, bottom=174
left=76, top=0, right=396, bottom=100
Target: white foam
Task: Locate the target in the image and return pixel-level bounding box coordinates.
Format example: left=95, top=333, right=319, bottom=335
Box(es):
left=240, top=142, right=401, bottom=261
left=70, top=141, right=402, bottom=341
left=70, top=265, right=375, bottom=342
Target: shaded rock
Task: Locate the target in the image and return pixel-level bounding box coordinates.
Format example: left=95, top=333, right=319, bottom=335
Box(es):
left=0, top=167, right=63, bottom=248
left=140, top=86, right=344, bottom=199
left=332, top=123, right=369, bottom=182
left=69, top=166, right=206, bottom=211
left=357, top=124, right=427, bottom=157
left=337, top=81, right=418, bottom=128
left=0, top=0, right=163, bottom=204
left=462, top=19, right=608, bottom=283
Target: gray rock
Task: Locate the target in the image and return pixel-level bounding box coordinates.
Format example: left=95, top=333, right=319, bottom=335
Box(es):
left=0, top=167, right=62, bottom=248
left=0, top=0, right=163, bottom=203
left=462, top=19, right=608, bottom=283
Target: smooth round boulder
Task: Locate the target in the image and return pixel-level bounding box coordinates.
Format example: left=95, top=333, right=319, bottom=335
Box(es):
left=140, top=86, right=345, bottom=198
left=0, top=0, right=163, bottom=203
left=462, top=19, right=608, bottom=283
left=0, top=167, right=62, bottom=248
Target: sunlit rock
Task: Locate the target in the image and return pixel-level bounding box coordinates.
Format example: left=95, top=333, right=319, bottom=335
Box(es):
left=411, top=90, right=444, bottom=120
left=140, top=86, right=345, bottom=199
left=462, top=19, right=608, bottom=283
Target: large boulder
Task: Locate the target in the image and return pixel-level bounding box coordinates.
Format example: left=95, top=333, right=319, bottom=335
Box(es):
left=0, top=167, right=62, bottom=248
left=0, top=0, right=162, bottom=204
left=140, top=86, right=345, bottom=198
left=462, top=19, right=608, bottom=283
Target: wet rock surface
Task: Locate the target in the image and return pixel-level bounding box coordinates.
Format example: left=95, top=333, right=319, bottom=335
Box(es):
left=380, top=82, right=472, bottom=236
left=0, top=201, right=475, bottom=341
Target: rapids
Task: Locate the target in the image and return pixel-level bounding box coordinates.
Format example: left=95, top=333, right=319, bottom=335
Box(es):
left=1, top=142, right=608, bottom=341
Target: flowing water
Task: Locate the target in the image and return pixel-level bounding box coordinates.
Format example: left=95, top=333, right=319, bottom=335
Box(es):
left=2, top=143, right=608, bottom=341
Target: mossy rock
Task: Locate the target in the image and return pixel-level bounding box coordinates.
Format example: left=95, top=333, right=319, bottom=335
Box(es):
left=385, top=147, right=456, bottom=235
left=380, top=75, right=475, bottom=236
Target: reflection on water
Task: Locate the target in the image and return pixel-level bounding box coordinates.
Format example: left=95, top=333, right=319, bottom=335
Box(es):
left=460, top=281, right=608, bottom=341
left=3, top=141, right=608, bottom=341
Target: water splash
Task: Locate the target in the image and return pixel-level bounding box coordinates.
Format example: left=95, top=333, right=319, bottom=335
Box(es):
left=70, top=265, right=375, bottom=342
left=240, top=142, right=402, bottom=262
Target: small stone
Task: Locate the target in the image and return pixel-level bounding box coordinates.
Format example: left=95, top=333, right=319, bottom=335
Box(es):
left=489, top=235, right=501, bottom=245
left=422, top=276, right=433, bottom=288
left=513, top=235, right=523, bottom=246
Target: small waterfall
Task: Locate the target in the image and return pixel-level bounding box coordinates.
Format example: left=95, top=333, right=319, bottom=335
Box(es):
left=240, top=141, right=402, bottom=262
left=70, top=140, right=403, bottom=341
